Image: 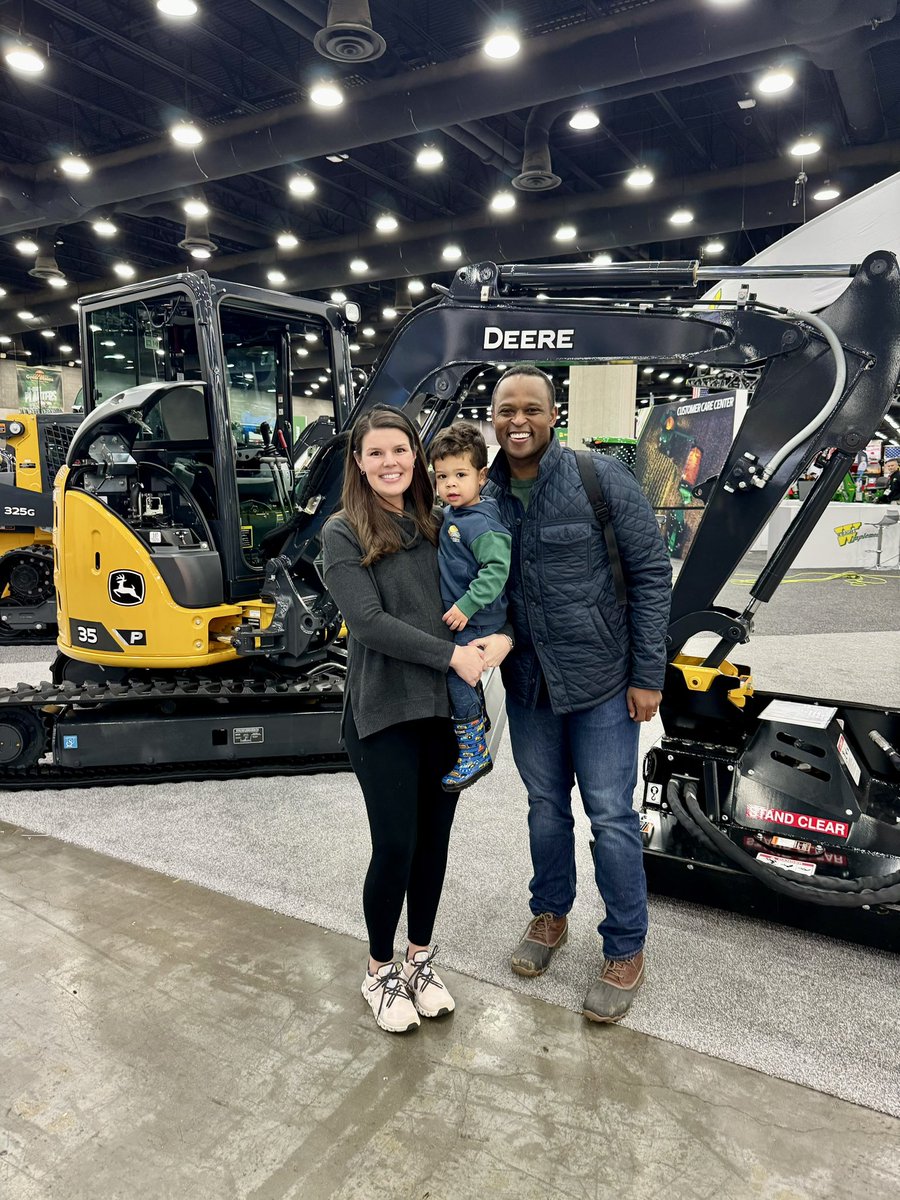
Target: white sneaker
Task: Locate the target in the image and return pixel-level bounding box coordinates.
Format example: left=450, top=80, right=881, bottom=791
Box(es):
left=402, top=947, right=455, bottom=1018
left=361, top=962, right=420, bottom=1033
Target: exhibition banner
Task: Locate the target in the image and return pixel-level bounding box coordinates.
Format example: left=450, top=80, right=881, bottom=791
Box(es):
left=636, top=392, right=738, bottom=559
left=16, top=365, right=63, bottom=413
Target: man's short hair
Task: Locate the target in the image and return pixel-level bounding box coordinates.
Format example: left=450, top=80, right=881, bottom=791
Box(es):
left=428, top=420, right=488, bottom=470
left=491, top=363, right=556, bottom=410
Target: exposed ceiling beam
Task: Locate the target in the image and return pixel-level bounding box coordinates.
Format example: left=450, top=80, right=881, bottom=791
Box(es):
left=4, top=140, right=898, bottom=334
left=5, top=0, right=895, bottom=234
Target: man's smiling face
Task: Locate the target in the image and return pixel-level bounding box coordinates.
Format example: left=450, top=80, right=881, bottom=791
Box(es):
left=492, top=373, right=557, bottom=479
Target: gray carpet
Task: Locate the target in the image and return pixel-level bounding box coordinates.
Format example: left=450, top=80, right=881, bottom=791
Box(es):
left=1, top=620, right=899, bottom=1118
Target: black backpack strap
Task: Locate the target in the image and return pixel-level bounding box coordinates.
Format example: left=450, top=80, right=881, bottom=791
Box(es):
left=574, top=451, right=627, bottom=608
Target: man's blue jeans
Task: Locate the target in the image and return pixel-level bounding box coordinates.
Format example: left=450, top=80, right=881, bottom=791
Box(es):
left=505, top=687, right=647, bottom=961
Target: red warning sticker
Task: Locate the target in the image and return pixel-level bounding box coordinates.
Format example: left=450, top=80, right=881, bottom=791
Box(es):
left=743, top=804, right=850, bottom=840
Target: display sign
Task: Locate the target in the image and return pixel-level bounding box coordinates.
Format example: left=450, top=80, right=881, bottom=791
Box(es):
left=635, top=392, right=738, bottom=559
left=16, top=365, right=63, bottom=413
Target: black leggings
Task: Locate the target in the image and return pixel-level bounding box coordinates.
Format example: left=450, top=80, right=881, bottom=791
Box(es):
left=344, top=704, right=459, bottom=963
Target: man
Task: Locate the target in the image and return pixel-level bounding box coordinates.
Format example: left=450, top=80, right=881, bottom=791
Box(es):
left=483, top=364, right=671, bottom=1023
left=876, top=461, right=900, bottom=504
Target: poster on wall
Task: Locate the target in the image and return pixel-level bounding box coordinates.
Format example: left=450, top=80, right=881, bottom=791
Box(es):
left=16, top=365, right=63, bottom=413
left=635, top=392, right=738, bottom=559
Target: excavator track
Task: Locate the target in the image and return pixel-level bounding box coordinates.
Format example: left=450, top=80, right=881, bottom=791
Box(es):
left=0, top=544, right=58, bottom=645
left=0, top=669, right=349, bottom=789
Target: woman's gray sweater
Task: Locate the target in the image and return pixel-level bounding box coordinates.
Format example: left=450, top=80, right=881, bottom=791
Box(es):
left=321, top=512, right=455, bottom=739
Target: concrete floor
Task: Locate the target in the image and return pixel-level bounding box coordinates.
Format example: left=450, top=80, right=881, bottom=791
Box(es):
left=3, top=821, right=899, bottom=1200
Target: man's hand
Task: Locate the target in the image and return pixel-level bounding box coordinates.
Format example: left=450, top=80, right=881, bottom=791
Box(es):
left=442, top=603, right=468, bottom=632
left=627, top=687, right=662, bottom=723
left=473, top=632, right=514, bottom=669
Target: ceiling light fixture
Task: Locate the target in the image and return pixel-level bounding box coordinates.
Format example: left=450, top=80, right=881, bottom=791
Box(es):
left=416, top=146, right=443, bottom=170
left=310, top=81, right=344, bottom=108
left=40, top=330, right=55, bottom=338
left=757, top=67, right=794, bottom=95
left=568, top=108, right=600, bottom=131
left=113, top=262, right=136, bottom=279
left=704, top=239, right=725, bottom=254
left=4, top=41, right=45, bottom=75
left=288, top=173, right=316, bottom=197
left=790, top=137, right=821, bottom=157
left=267, top=270, right=287, bottom=284
left=669, top=208, right=694, bottom=225
left=813, top=181, right=841, bottom=202
left=14, top=238, right=38, bottom=255
left=382, top=306, right=397, bottom=320
left=489, top=190, right=516, bottom=212
left=277, top=232, right=299, bottom=249
left=361, top=326, right=375, bottom=337
left=483, top=30, right=521, bottom=60
left=17, top=311, right=35, bottom=321
left=350, top=258, right=368, bottom=273
left=92, top=219, right=117, bottom=237
left=47, top=274, right=68, bottom=288
left=375, top=214, right=398, bottom=233
left=626, top=166, right=654, bottom=189
left=59, top=344, right=73, bottom=353
left=326, top=152, right=349, bottom=163
left=592, top=252, right=613, bottom=265
left=330, top=290, right=347, bottom=303
left=189, top=247, right=211, bottom=260
left=170, top=120, right=203, bottom=146
left=554, top=225, right=577, bottom=241
left=407, top=279, right=425, bottom=294
left=157, top=0, right=198, bottom=15
left=442, top=244, right=462, bottom=261
left=59, top=155, right=90, bottom=177
left=183, top=198, right=209, bottom=218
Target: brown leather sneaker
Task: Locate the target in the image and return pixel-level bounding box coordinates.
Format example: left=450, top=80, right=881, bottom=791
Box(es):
left=582, top=951, right=645, bottom=1023
left=510, top=912, right=568, bottom=977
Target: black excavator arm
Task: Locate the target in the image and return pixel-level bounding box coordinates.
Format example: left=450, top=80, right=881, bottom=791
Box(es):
left=282, top=251, right=900, bottom=658
left=273, top=252, right=900, bottom=945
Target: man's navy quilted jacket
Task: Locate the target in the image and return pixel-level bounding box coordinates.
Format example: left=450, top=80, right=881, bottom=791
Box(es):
left=483, top=434, right=672, bottom=713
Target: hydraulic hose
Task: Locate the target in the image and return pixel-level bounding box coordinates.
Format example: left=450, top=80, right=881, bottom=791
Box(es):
left=752, top=308, right=847, bottom=487
left=666, top=779, right=900, bottom=908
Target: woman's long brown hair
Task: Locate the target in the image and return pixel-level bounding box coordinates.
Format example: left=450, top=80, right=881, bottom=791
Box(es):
left=332, top=405, right=438, bottom=565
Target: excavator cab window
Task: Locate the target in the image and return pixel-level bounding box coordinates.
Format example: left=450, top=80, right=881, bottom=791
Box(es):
left=218, top=303, right=338, bottom=569
left=86, top=293, right=201, bottom=406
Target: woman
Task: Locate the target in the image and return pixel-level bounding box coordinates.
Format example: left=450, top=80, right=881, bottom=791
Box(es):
left=321, top=405, right=512, bottom=1034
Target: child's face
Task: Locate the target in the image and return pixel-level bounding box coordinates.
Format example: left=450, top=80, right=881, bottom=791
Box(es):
left=433, top=453, right=487, bottom=508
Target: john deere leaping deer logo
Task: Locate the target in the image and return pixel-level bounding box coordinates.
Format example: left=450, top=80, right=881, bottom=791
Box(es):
left=108, top=570, right=145, bottom=606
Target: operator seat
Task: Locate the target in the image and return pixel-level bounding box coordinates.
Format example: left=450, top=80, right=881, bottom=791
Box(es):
left=157, top=386, right=218, bottom=518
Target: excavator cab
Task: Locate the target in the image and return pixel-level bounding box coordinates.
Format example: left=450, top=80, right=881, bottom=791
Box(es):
left=55, top=272, right=356, bottom=675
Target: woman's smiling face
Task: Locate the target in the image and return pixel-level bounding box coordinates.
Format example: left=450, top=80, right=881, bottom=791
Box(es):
left=355, top=426, right=415, bottom=508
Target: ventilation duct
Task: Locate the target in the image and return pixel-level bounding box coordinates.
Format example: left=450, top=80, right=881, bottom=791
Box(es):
left=314, top=0, right=385, bottom=62
left=28, top=252, right=66, bottom=287
left=512, top=100, right=577, bottom=191
left=178, top=216, right=218, bottom=262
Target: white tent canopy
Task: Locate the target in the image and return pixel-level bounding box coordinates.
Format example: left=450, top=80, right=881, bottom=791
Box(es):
left=700, top=171, right=900, bottom=313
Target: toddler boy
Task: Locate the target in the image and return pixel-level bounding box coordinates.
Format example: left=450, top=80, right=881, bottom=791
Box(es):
left=429, top=422, right=511, bottom=791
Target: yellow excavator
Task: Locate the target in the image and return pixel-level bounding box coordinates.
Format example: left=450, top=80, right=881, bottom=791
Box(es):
left=0, top=411, right=80, bottom=642
left=0, top=259, right=898, bottom=947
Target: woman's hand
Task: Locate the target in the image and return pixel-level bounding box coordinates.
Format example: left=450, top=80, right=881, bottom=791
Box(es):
left=450, top=642, right=485, bottom=687
left=473, top=633, right=513, bottom=670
